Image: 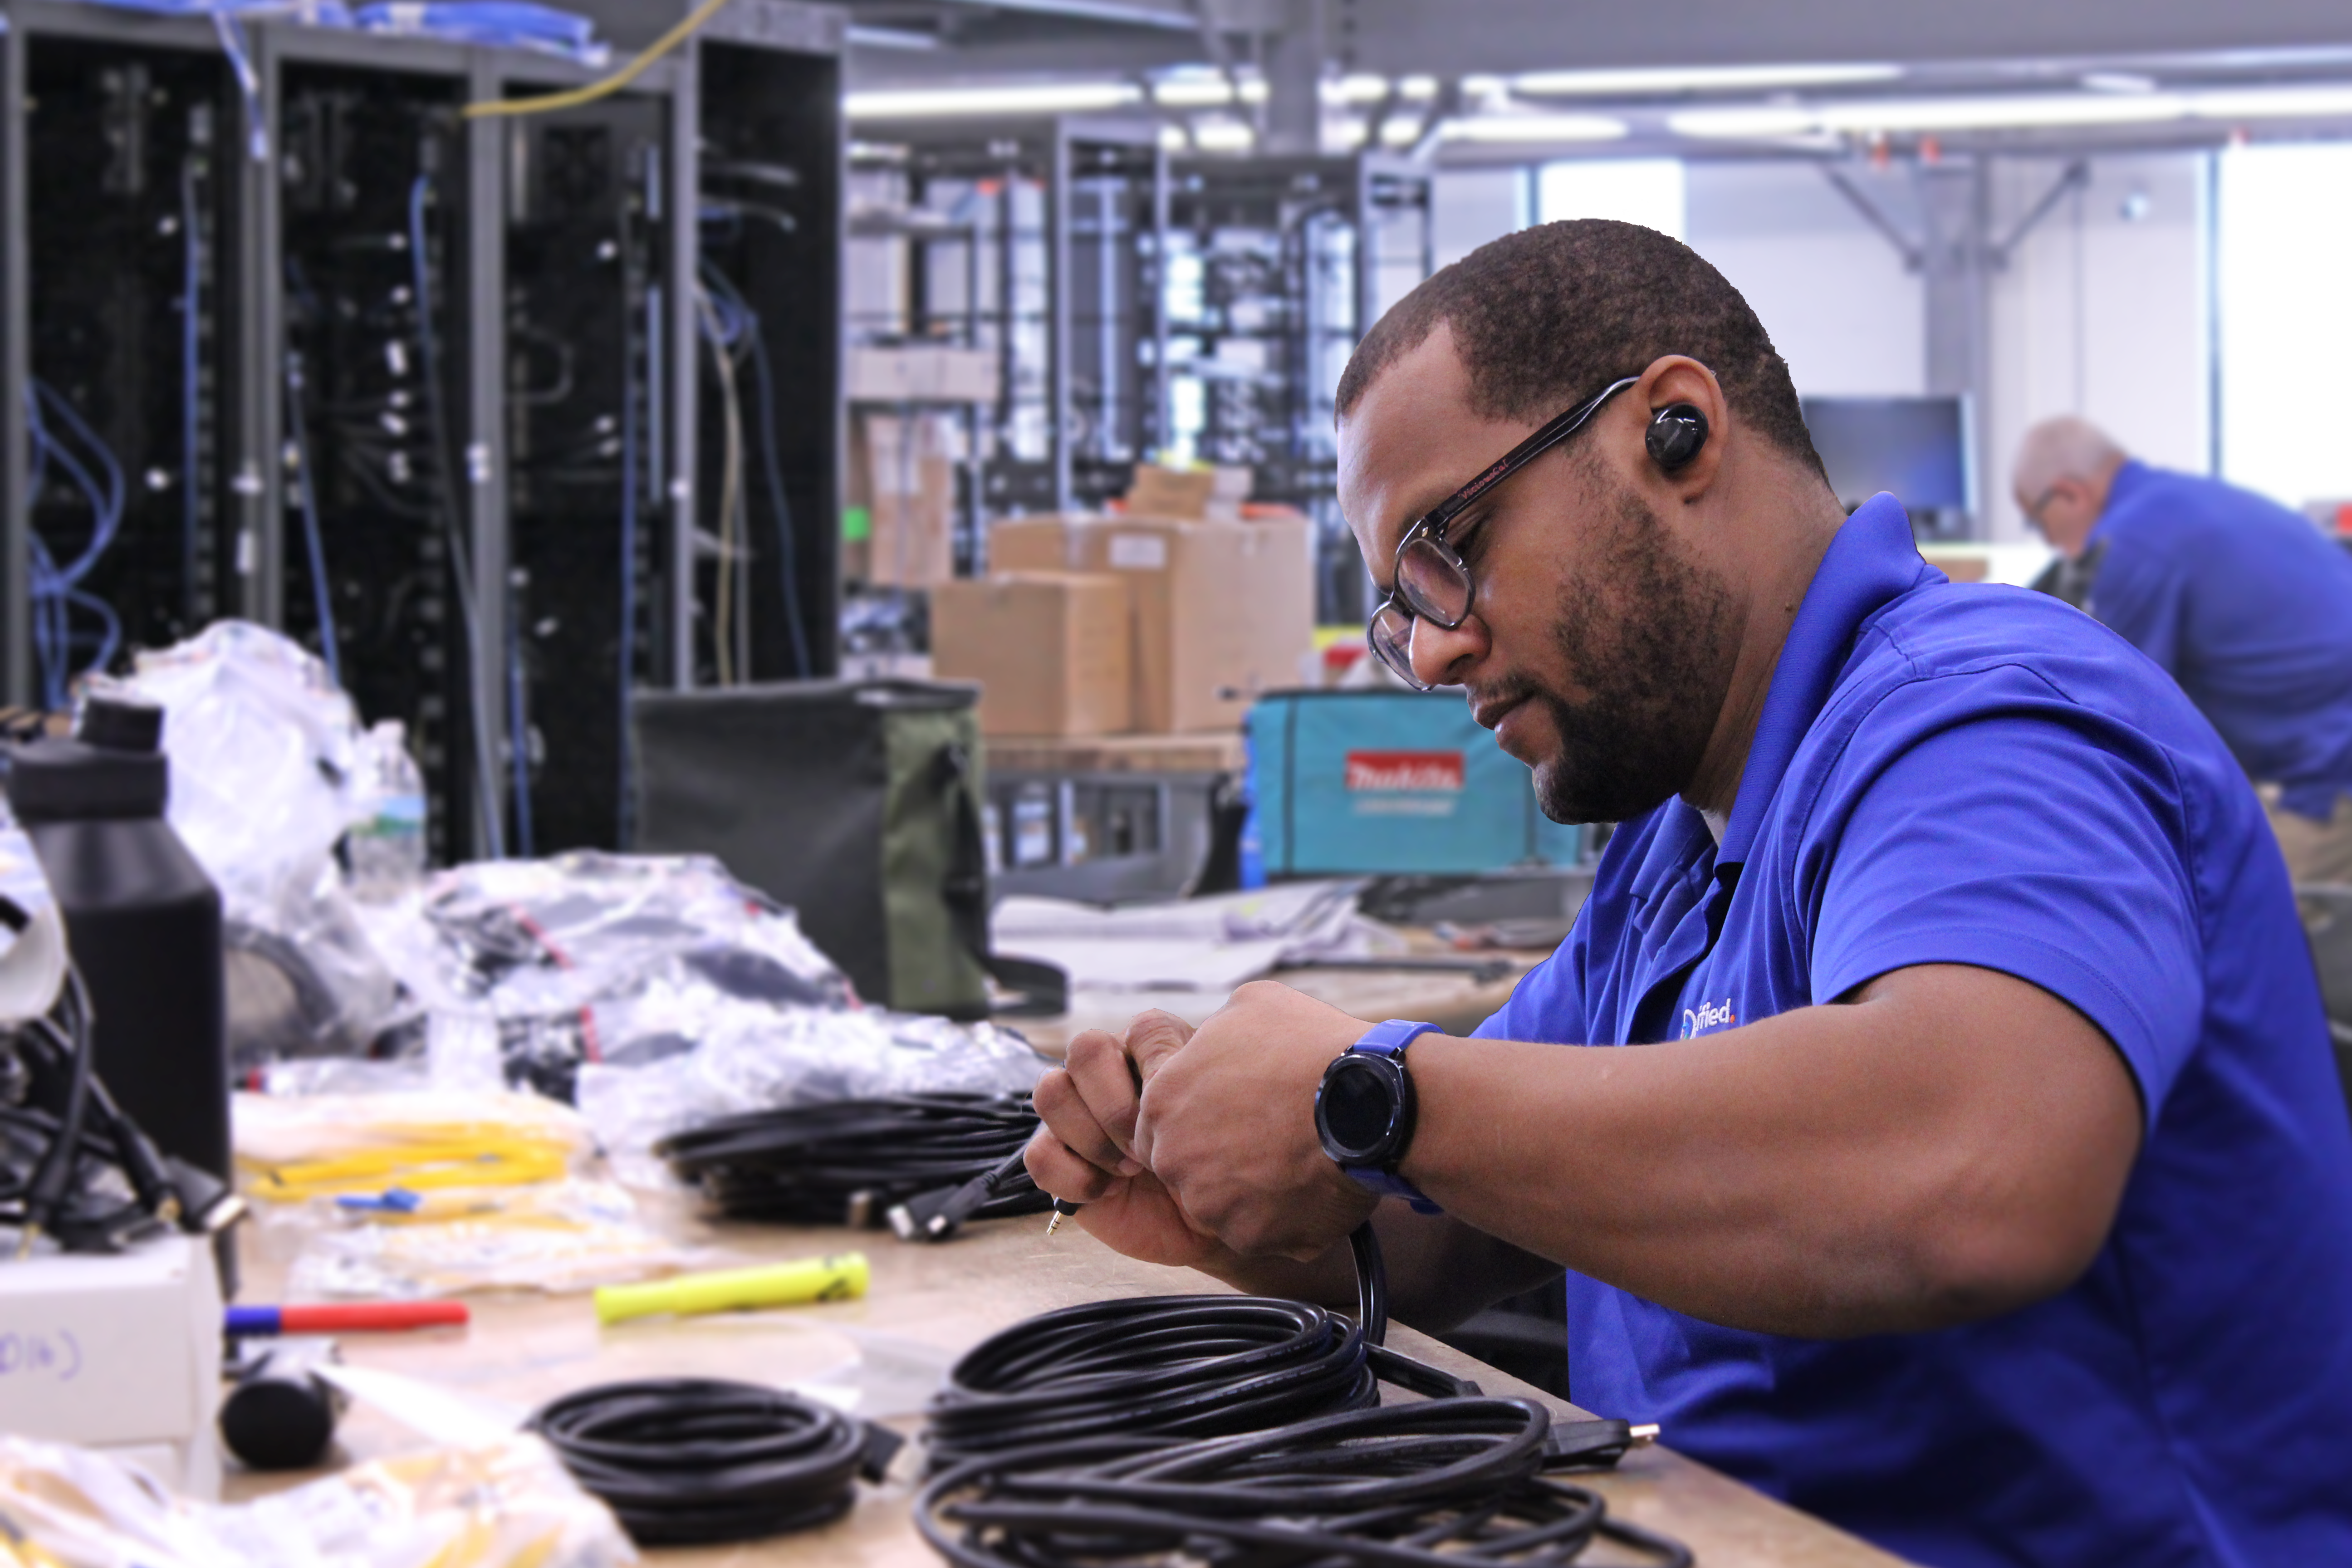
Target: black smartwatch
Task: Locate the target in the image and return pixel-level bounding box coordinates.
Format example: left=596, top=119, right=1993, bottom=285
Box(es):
left=1314, top=1019, right=1442, bottom=1215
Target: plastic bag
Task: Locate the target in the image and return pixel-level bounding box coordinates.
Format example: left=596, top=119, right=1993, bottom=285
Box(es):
left=576, top=1008, right=1048, bottom=1189
left=0, top=1431, right=634, bottom=1568
left=282, top=1178, right=701, bottom=1298
left=233, top=1088, right=593, bottom=1201
left=360, top=853, right=854, bottom=1102
left=98, top=622, right=408, bottom=1060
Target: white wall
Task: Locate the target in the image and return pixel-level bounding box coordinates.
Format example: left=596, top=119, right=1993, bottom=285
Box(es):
left=1984, top=153, right=2210, bottom=541
left=1431, top=168, right=1529, bottom=270
left=1430, top=154, right=2212, bottom=545
left=1685, top=161, right=1926, bottom=400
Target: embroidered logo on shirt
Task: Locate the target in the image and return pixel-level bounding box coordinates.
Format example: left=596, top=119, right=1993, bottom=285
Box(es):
left=1680, top=998, right=1737, bottom=1038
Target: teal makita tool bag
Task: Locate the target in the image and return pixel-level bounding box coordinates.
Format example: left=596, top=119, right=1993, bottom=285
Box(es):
left=1245, top=689, right=1588, bottom=877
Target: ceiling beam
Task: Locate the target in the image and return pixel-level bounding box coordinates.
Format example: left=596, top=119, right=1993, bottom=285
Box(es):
left=1338, top=0, right=2352, bottom=79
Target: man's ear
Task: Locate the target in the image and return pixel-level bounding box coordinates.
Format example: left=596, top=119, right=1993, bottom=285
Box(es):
left=1635, top=355, right=1730, bottom=501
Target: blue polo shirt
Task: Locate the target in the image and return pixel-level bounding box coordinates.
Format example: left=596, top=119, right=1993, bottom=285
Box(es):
left=2089, top=459, right=2352, bottom=818
left=1478, top=495, right=2352, bottom=1568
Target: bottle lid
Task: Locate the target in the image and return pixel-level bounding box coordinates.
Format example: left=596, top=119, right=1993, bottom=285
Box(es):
left=78, top=696, right=165, bottom=754
left=5, top=697, right=171, bottom=822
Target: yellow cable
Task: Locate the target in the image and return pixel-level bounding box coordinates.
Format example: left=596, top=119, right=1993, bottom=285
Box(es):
left=461, top=0, right=733, bottom=120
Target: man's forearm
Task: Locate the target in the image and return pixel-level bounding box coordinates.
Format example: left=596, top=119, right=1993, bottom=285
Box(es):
left=1396, top=965, right=2141, bottom=1337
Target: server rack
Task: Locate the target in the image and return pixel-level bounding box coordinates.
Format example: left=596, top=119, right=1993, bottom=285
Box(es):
left=848, top=114, right=1166, bottom=522
left=1, top=7, right=240, bottom=715
left=0, top=0, right=843, bottom=862
left=1167, top=152, right=1431, bottom=623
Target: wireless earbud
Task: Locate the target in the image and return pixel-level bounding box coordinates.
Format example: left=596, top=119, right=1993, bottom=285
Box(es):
left=1646, top=403, right=1709, bottom=472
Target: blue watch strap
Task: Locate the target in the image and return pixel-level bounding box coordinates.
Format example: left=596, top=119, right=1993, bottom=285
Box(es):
left=1339, top=1019, right=1444, bottom=1214
left=1352, top=1019, right=1441, bottom=1059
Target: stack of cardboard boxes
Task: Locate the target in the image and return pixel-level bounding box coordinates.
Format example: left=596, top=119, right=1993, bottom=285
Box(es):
left=931, top=466, right=1316, bottom=739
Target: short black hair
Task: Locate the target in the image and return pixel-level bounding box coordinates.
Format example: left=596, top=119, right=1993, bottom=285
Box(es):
left=1337, top=219, right=1824, bottom=478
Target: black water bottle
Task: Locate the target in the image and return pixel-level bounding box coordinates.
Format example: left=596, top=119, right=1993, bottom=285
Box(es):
left=5, top=696, right=230, bottom=1198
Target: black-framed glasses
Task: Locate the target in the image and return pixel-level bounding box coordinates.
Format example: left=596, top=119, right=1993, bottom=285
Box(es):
left=1365, top=376, right=1639, bottom=689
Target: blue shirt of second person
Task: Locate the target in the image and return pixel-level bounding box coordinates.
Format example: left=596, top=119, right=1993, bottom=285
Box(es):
left=2089, top=457, right=2352, bottom=818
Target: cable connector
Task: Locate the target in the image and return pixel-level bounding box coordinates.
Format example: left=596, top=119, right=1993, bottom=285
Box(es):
left=1541, top=1417, right=1660, bottom=1470
left=888, top=1148, right=1029, bottom=1244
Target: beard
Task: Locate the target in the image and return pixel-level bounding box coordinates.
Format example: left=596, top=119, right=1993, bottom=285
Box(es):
left=1508, top=475, right=1736, bottom=825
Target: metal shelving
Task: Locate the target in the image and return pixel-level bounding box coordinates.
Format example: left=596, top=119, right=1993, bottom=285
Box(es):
left=0, top=0, right=843, bottom=859
left=1167, top=152, right=1431, bottom=623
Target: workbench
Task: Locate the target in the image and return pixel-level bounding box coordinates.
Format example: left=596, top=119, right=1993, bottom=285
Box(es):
left=234, top=1209, right=1909, bottom=1568
left=1007, top=938, right=1550, bottom=1055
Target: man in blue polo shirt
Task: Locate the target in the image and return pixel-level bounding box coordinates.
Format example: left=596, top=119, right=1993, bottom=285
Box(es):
left=2013, top=415, right=2352, bottom=882
left=1024, top=220, right=2352, bottom=1568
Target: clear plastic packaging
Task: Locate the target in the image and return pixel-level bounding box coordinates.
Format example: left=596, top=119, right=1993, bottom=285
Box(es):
left=96, top=622, right=409, bottom=1062
left=0, top=1432, right=635, bottom=1568
left=577, top=1008, right=1049, bottom=1190
left=233, top=1088, right=594, bottom=1201
left=348, top=853, right=1047, bottom=1147
left=282, top=1178, right=703, bottom=1299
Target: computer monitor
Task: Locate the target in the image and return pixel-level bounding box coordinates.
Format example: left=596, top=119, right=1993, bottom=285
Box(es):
left=1800, top=396, right=1972, bottom=519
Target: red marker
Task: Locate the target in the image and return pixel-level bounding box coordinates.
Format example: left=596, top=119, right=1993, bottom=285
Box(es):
left=226, top=1301, right=470, bottom=1335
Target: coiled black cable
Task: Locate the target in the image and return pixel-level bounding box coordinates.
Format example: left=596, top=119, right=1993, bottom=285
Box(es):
left=916, top=1397, right=1692, bottom=1568
left=928, top=1293, right=1381, bottom=1469
left=926, top=1220, right=1477, bottom=1473
left=529, top=1377, right=902, bottom=1545
left=659, top=1094, right=1051, bottom=1228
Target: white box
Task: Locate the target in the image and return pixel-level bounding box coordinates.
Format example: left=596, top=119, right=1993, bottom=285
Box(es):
left=848, top=344, right=997, bottom=404
left=0, top=1233, right=223, bottom=1496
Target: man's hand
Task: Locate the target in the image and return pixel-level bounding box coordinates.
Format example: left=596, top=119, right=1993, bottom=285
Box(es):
left=1024, top=1013, right=1228, bottom=1268
left=1130, top=981, right=1377, bottom=1262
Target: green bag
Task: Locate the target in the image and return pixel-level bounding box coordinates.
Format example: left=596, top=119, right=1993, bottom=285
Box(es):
left=631, top=679, right=1063, bottom=1019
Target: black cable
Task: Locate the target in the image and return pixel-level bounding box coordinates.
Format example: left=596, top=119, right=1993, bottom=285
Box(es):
left=0, top=900, right=243, bottom=1252
left=925, top=1293, right=1381, bottom=1470
left=658, top=1094, right=1052, bottom=1229
left=529, top=1378, right=902, bottom=1546
left=916, top=1398, right=1693, bottom=1568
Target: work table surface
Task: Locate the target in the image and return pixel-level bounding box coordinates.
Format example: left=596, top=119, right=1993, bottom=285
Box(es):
left=235, top=1211, right=1909, bottom=1568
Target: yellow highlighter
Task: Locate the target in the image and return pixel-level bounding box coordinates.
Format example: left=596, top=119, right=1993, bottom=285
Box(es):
left=595, top=1253, right=870, bottom=1325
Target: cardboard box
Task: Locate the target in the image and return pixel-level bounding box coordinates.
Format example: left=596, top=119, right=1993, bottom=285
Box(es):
left=932, top=573, right=1133, bottom=736
left=850, top=411, right=957, bottom=587
left=847, top=344, right=998, bottom=404
left=1126, top=462, right=1252, bottom=522
left=0, top=1233, right=223, bottom=1497
left=989, top=513, right=1313, bottom=733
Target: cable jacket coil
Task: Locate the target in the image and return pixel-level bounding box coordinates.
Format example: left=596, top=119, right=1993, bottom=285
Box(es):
left=916, top=1397, right=1693, bottom=1568
left=530, top=1378, right=886, bottom=1545
left=660, top=1094, right=1049, bottom=1228
left=926, top=1294, right=1378, bottom=1470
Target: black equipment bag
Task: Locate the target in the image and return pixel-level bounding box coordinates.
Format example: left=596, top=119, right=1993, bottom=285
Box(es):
left=631, top=679, right=1063, bottom=1020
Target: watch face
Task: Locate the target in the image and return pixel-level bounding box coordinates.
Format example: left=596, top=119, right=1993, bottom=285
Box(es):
left=1320, top=1056, right=1399, bottom=1161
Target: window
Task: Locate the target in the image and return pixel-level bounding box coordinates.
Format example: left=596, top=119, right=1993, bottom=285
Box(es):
left=1534, top=158, right=1686, bottom=239
left=2216, top=142, right=2352, bottom=509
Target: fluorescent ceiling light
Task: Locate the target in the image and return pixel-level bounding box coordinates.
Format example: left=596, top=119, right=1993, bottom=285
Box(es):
left=1192, top=119, right=1255, bottom=151
left=1396, top=75, right=1438, bottom=102
left=846, top=24, right=937, bottom=50
left=1379, top=116, right=1424, bottom=146
left=846, top=82, right=1142, bottom=118
left=2081, top=71, right=2157, bottom=93
left=1153, top=74, right=1264, bottom=107
left=1514, top=61, right=1901, bottom=97
left=1444, top=112, right=1629, bottom=144
left=1671, top=92, right=2190, bottom=137
left=2191, top=84, right=2352, bottom=120
left=1328, top=74, right=1390, bottom=105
